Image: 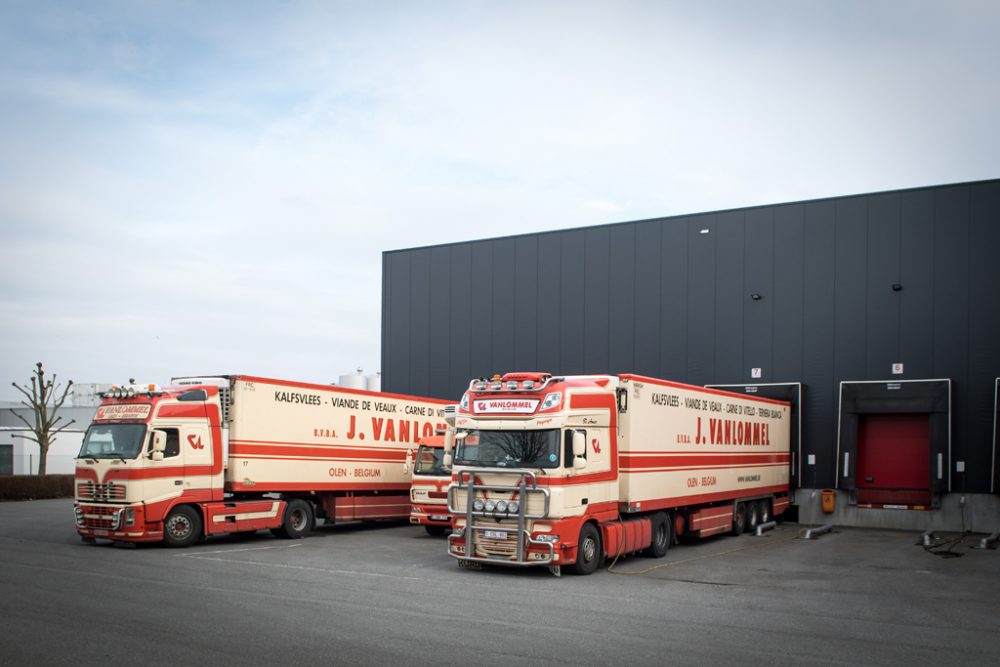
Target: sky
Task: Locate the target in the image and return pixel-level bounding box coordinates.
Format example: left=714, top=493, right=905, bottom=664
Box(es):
left=1, top=0, right=998, bottom=403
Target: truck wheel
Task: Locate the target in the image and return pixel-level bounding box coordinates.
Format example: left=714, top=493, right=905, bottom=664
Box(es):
left=272, top=499, right=314, bottom=539
left=745, top=501, right=760, bottom=533
left=163, top=506, right=202, bottom=548
left=424, top=525, right=446, bottom=536
left=730, top=503, right=746, bottom=536
left=569, top=523, right=602, bottom=575
left=643, top=512, right=671, bottom=558
left=758, top=499, right=771, bottom=525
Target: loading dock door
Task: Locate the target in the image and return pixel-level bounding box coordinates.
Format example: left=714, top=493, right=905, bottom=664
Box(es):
left=856, top=414, right=931, bottom=507
left=706, top=382, right=801, bottom=488
left=837, top=379, right=950, bottom=509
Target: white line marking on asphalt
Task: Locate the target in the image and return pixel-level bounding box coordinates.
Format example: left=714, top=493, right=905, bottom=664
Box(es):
left=175, top=544, right=303, bottom=556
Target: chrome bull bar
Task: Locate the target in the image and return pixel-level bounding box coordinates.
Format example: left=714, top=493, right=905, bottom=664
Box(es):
left=448, top=468, right=551, bottom=566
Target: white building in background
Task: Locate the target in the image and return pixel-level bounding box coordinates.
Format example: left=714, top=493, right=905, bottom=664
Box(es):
left=0, top=428, right=84, bottom=475
left=0, top=382, right=105, bottom=475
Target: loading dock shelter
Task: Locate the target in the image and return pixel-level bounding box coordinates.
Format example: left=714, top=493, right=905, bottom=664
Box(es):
left=382, top=179, right=1000, bottom=528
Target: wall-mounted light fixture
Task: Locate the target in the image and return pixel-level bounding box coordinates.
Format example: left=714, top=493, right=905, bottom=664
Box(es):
left=750, top=293, right=762, bottom=301
left=699, top=228, right=710, bottom=235
left=891, top=283, right=903, bottom=292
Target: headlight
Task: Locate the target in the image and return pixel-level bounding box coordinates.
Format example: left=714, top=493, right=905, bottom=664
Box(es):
left=473, top=499, right=485, bottom=511
left=508, top=500, right=519, bottom=513
left=540, top=392, right=562, bottom=411
left=484, top=500, right=496, bottom=512
left=124, top=508, right=135, bottom=526
left=535, top=534, right=560, bottom=544
left=495, top=500, right=508, bottom=513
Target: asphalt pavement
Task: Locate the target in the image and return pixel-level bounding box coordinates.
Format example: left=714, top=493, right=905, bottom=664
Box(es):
left=1, top=499, right=997, bottom=666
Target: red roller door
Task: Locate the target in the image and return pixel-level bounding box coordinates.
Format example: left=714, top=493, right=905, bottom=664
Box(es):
left=856, top=413, right=931, bottom=507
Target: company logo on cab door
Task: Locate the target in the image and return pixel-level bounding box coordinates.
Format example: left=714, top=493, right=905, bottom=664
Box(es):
left=473, top=399, right=540, bottom=414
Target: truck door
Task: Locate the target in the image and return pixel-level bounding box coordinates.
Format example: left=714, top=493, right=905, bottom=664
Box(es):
left=143, top=427, right=184, bottom=505
left=180, top=421, right=215, bottom=494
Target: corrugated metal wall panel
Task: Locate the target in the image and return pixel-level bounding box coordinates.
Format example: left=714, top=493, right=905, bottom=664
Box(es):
left=968, top=183, right=1000, bottom=490
left=744, top=207, right=774, bottom=383
left=714, top=210, right=745, bottom=382
left=865, top=192, right=901, bottom=377
left=382, top=179, right=1000, bottom=493
left=772, top=204, right=805, bottom=382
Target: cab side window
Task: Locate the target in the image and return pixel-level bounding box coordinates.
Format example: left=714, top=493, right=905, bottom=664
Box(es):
left=163, top=429, right=179, bottom=458
left=148, top=428, right=181, bottom=458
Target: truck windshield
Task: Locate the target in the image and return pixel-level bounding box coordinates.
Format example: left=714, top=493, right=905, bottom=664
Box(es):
left=78, top=424, right=148, bottom=460
left=454, top=429, right=560, bottom=469
left=414, top=446, right=448, bottom=476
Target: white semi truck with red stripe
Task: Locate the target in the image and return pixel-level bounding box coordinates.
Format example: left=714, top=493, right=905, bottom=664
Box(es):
left=74, top=375, right=449, bottom=547
left=405, top=434, right=454, bottom=535
left=446, top=372, right=791, bottom=575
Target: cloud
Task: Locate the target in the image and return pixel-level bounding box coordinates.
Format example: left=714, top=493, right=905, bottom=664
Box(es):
left=1, top=1, right=999, bottom=399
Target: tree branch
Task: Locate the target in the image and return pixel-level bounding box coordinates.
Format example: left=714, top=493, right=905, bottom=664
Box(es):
left=9, top=409, right=36, bottom=432
left=51, top=419, right=77, bottom=436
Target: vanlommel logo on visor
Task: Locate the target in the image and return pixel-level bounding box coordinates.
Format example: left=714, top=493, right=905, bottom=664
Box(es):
left=473, top=399, right=539, bottom=414
left=95, top=404, right=152, bottom=421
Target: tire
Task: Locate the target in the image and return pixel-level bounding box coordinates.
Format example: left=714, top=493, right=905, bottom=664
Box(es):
left=643, top=512, right=671, bottom=558
left=745, top=501, right=760, bottom=533
left=424, top=524, right=447, bottom=536
left=569, top=523, right=602, bottom=575
left=163, top=506, right=202, bottom=548
left=758, top=499, right=771, bottom=525
left=272, top=499, right=314, bottom=539
left=730, top=503, right=746, bottom=536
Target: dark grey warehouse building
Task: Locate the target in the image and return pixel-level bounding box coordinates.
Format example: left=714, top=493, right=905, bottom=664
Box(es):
left=382, top=178, right=1000, bottom=530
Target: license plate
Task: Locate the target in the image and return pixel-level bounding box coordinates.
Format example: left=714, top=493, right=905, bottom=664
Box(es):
left=483, top=529, right=507, bottom=540
left=430, top=515, right=450, bottom=521
left=94, top=530, right=108, bottom=536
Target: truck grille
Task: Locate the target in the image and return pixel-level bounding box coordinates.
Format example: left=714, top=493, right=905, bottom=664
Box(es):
left=473, top=522, right=521, bottom=559
left=77, top=481, right=126, bottom=502
left=78, top=505, right=120, bottom=529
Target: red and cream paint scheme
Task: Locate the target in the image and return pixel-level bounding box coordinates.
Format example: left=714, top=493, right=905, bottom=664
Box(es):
left=406, top=434, right=454, bottom=535
left=74, top=375, right=449, bottom=547
left=447, top=372, right=791, bottom=575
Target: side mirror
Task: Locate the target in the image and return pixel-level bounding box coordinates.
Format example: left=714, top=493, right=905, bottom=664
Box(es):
left=572, top=431, right=587, bottom=470
left=443, top=453, right=453, bottom=469
left=152, top=451, right=164, bottom=462
left=403, top=448, right=413, bottom=475
left=151, top=430, right=166, bottom=453
left=444, top=430, right=454, bottom=454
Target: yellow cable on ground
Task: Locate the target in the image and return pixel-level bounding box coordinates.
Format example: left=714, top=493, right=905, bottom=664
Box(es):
left=607, top=528, right=808, bottom=576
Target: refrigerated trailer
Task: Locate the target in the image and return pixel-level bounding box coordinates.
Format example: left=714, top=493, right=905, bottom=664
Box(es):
left=74, top=375, right=449, bottom=546
left=447, top=372, right=791, bottom=574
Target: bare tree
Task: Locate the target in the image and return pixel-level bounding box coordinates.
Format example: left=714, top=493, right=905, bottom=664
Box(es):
left=10, top=362, right=75, bottom=475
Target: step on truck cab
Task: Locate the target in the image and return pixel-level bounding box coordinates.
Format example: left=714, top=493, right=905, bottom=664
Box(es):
left=74, top=375, right=449, bottom=547
left=446, top=372, right=791, bottom=575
